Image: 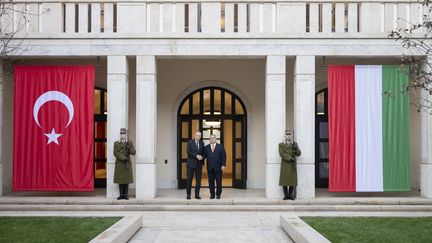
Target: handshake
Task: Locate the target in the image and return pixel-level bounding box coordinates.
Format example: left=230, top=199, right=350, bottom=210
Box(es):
left=196, top=155, right=204, bottom=160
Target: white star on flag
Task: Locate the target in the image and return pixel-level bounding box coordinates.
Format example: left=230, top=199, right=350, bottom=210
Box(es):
left=44, top=128, right=62, bottom=145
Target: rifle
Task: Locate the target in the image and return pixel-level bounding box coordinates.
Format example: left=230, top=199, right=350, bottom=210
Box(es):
left=125, top=130, right=130, bottom=169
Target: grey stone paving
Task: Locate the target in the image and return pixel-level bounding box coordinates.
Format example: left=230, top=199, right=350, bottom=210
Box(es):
left=130, top=212, right=293, bottom=243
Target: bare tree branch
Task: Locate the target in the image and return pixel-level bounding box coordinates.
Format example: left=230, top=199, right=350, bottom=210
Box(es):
left=389, top=0, right=432, bottom=114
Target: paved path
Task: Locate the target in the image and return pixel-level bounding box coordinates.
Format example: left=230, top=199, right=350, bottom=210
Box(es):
left=130, top=212, right=292, bottom=243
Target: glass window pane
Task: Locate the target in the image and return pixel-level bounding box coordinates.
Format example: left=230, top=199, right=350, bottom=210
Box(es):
left=235, top=142, right=242, bottom=159
left=94, top=89, right=101, bottom=114
left=214, top=89, right=221, bottom=115
left=182, top=163, right=187, bottom=179
left=224, top=92, right=232, bottom=114
left=319, top=162, right=329, bottom=179
left=103, top=91, right=107, bottom=114
left=95, top=122, right=106, bottom=139
left=95, top=162, right=106, bottom=179
left=182, top=122, right=189, bottom=139
left=316, top=92, right=325, bottom=115
left=193, top=92, right=200, bottom=114
left=236, top=162, right=242, bottom=179
left=191, top=120, right=200, bottom=137
left=95, top=142, right=106, bottom=159
left=224, top=120, right=233, bottom=175
left=182, top=142, right=188, bottom=159
left=319, top=122, right=328, bottom=139
left=235, top=99, right=244, bottom=114
left=235, top=122, right=242, bottom=139
left=319, top=142, right=329, bottom=159
left=203, top=89, right=211, bottom=115
left=180, top=99, right=190, bottom=115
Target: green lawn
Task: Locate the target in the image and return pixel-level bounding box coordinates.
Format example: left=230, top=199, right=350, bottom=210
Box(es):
left=0, top=217, right=121, bottom=243
left=301, top=217, right=432, bottom=243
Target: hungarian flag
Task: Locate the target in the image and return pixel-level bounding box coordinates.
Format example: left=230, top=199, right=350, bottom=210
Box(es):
left=13, top=66, right=94, bottom=191
left=328, top=65, right=410, bottom=192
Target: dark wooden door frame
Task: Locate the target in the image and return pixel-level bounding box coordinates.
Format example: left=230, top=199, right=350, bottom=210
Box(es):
left=315, top=88, right=329, bottom=188
left=177, top=87, right=247, bottom=189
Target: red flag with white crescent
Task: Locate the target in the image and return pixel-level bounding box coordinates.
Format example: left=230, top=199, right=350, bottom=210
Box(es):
left=13, top=66, right=94, bottom=191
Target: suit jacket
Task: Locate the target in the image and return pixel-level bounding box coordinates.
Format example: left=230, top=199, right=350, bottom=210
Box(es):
left=203, top=143, right=226, bottom=171
left=186, top=139, right=205, bottom=168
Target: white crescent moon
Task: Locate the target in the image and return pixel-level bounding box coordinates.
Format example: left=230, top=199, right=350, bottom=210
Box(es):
left=33, top=91, right=74, bottom=128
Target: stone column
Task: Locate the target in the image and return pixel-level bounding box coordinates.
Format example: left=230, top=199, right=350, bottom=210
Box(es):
left=135, top=56, right=157, bottom=199
left=421, top=59, right=432, bottom=198
left=265, top=56, right=286, bottom=199
left=107, top=56, right=129, bottom=199
left=294, top=55, right=315, bottom=199
left=0, top=60, right=3, bottom=197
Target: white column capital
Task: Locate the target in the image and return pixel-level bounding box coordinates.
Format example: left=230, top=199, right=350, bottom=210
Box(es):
left=137, top=56, right=156, bottom=75
left=107, top=56, right=129, bottom=75
left=294, top=55, right=315, bottom=76
left=266, top=55, right=286, bottom=75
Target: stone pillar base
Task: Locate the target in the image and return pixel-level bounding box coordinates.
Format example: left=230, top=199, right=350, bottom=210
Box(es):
left=136, top=163, right=156, bottom=199
left=0, top=163, right=2, bottom=196
left=296, top=162, right=315, bottom=199
left=265, top=163, right=284, bottom=199
left=421, top=163, right=432, bottom=198
left=106, top=163, right=119, bottom=199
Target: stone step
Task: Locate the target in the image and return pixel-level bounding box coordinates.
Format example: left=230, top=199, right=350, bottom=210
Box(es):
left=1, top=197, right=432, bottom=206
left=1, top=204, right=432, bottom=211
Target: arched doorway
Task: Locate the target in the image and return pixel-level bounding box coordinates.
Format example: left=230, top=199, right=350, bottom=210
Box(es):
left=177, top=87, right=247, bottom=189
left=315, top=88, right=329, bottom=188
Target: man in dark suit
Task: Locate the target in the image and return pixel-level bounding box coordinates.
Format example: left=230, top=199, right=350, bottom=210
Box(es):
left=186, top=131, right=205, bottom=200
left=203, top=134, right=226, bottom=199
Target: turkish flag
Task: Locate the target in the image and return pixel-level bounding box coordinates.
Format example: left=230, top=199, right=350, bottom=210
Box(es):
left=13, top=66, right=94, bottom=191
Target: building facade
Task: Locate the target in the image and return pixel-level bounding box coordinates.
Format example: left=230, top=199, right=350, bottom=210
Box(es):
left=0, top=0, right=431, bottom=199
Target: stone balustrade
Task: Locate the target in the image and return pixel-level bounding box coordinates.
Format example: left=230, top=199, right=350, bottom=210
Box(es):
left=0, top=0, right=427, bottom=38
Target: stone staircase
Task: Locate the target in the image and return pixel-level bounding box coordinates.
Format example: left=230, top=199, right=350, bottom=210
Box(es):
left=1, top=197, right=432, bottom=211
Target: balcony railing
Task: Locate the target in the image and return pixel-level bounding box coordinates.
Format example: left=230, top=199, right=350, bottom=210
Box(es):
left=0, top=0, right=427, bottom=37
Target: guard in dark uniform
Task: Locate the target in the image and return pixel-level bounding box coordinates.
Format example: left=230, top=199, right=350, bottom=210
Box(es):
left=279, top=129, right=301, bottom=200
left=113, top=128, right=136, bottom=200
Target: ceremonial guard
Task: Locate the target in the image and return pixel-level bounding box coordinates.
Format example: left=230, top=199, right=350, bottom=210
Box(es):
left=279, top=129, right=301, bottom=200
left=113, top=128, right=136, bottom=200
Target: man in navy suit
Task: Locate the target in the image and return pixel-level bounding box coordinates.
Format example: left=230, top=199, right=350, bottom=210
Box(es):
left=203, top=134, right=226, bottom=199
left=186, top=131, right=205, bottom=200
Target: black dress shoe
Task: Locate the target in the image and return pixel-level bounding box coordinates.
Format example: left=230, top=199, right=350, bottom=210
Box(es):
left=287, top=195, right=295, bottom=201
left=216, top=195, right=221, bottom=199
left=187, top=195, right=191, bottom=200
left=195, top=195, right=201, bottom=200
left=210, top=195, right=215, bottom=199
left=124, top=196, right=129, bottom=200
left=117, top=196, right=122, bottom=200
left=283, top=196, right=289, bottom=200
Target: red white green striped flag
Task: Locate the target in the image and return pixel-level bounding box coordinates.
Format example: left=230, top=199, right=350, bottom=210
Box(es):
left=328, top=65, right=410, bottom=192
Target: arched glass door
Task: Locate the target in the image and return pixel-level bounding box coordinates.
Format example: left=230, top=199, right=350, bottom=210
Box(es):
left=177, top=87, right=247, bottom=189
left=315, top=88, right=329, bottom=188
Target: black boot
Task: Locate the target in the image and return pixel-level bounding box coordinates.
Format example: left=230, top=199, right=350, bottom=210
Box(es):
left=117, top=184, right=123, bottom=200
left=288, top=186, right=295, bottom=200
left=124, top=184, right=129, bottom=200
left=283, top=186, right=289, bottom=200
